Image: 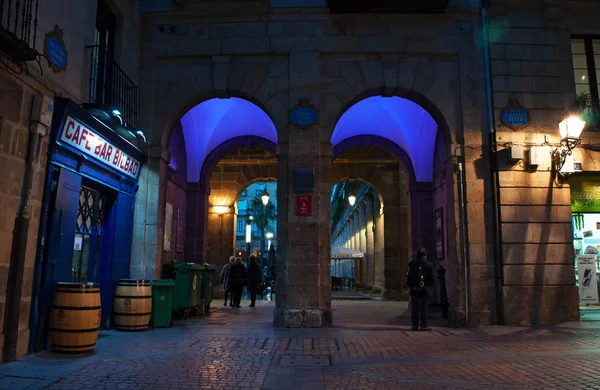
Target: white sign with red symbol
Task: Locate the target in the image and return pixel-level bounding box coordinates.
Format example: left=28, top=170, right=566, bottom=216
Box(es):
left=60, top=116, right=140, bottom=178
left=576, top=255, right=599, bottom=304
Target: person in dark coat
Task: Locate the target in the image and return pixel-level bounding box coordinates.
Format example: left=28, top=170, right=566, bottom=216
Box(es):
left=228, top=257, right=247, bottom=308
left=406, top=248, right=435, bottom=331
left=220, top=256, right=235, bottom=307
left=246, top=255, right=262, bottom=307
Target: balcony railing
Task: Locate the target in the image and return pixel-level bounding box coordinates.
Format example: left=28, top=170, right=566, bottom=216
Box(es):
left=85, top=45, right=138, bottom=128
left=0, top=0, right=40, bottom=62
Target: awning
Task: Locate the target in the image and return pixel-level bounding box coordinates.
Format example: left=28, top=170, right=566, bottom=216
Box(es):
left=331, top=246, right=364, bottom=259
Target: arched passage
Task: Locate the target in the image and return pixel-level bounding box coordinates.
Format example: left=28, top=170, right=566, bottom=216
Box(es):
left=131, top=97, right=279, bottom=280
left=330, top=95, right=456, bottom=307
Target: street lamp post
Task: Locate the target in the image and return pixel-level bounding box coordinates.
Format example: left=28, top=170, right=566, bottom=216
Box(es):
left=259, top=187, right=270, bottom=269
left=246, top=216, right=252, bottom=260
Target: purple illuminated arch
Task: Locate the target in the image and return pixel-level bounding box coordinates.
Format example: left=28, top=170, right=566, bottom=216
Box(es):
left=331, top=96, right=438, bottom=182
left=179, top=98, right=278, bottom=182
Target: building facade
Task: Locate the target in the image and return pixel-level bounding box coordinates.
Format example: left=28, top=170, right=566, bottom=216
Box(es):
left=0, top=0, right=142, bottom=361
left=2, top=0, right=600, bottom=361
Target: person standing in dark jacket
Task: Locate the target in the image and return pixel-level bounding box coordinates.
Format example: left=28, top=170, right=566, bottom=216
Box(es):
left=221, top=256, right=235, bottom=307
left=406, top=248, right=435, bottom=331
left=228, top=257, right=247, bottom=308
left=247, top=255, right=262, bottom=307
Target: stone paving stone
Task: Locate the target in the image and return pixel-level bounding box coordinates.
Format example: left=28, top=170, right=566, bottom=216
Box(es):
left=0, top=301, right=599, bottom=389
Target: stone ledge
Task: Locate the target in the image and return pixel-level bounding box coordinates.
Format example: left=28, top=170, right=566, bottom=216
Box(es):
left=273, top=307, right=333, bottom=328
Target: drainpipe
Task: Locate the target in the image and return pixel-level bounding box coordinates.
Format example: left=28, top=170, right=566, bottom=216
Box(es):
left=3, top=95, right=52, bottom=362
left=481, top=2, right=505, bottom=325
left=456, top=161, right=469, bottom=325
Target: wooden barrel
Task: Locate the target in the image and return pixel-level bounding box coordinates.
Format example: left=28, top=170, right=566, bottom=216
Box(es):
left=49, top=282, right=101, bottom=353
left=113, top=279, right=152, bottom=331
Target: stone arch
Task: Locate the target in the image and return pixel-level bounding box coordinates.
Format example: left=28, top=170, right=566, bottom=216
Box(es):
left=331, top=177, right=384, bottom=209
left=161, top=91, right=283, bottom=154
left=331, top=141, right=411, bottom=300
left=332, top=88, right=453, bottom=148
left=186, top=136, right=278, bottom=267
left=200, top=136, right=277, bottom=192
left=332, top=135, right=416, bottom=186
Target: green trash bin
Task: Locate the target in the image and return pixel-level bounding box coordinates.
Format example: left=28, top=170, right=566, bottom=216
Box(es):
left=151, top=279, right=174, bottom=328
left=162, top=263, right=204, bottom=313
left=199, top=264, right=216, bottom=313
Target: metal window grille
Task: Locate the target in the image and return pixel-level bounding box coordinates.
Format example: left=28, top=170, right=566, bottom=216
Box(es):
left=76, top=186, right=107, bottom=235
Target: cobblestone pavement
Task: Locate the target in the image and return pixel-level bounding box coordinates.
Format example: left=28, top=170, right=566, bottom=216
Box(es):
left=1, top=300, right=600, bottom=389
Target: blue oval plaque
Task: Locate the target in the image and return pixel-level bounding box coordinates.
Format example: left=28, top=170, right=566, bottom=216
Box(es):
left=501, top=108, right=530, bottom=129
left=290, top=106, right=318, bottom=128
left=45, top=37, right=67, bottom=69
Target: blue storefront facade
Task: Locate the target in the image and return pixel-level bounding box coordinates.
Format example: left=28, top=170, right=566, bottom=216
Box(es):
left=29, top=98, right=146, bottom=351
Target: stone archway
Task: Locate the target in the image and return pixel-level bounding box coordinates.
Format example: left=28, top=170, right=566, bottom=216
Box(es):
left=331, top=138, right=412, bottom=300
left=329, top=94, right=456, bottom=306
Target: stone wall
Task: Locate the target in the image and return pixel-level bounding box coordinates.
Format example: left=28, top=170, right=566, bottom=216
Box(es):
left=0, top=0, right=141, bottom=359
left=138, top=3, right=494, bottom=326
left=487, top=0, right=600, bottom=325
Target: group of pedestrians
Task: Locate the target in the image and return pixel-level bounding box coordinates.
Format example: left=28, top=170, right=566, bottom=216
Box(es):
left=220, top=247, right=435, bottom=331
left=220, top=255, right=263, bottom=308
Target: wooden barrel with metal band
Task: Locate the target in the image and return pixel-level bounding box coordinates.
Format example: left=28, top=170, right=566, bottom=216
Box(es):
left=113, top=279, right=152, bottom=331
left=49, top=282, right=101, bottom=353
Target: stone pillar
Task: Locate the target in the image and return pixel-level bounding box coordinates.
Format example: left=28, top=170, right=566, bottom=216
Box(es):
left=185, top=183, right=209, bottom=263
left=365, top=195, right=375, bottom=288
left=373, top=196, right=384, bottom=289
left=358, top=201, right=367, bottom=286
left=348, top=214, right=355, bottom=249
left=273, top=66, right=332, bottom=327
left=206, top=208, right=235, bottom=267
left=131, top=151, right=164, bottom=280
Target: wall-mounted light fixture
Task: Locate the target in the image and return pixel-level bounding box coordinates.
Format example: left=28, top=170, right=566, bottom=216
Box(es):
left=213, top=205, right=229, bottom=215
left=213, top=205, right=229, bottom=234
left=552, top=115, right=586, bottom=176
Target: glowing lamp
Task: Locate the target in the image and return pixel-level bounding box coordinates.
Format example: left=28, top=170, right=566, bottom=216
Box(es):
left=266, top=232, right=274, bottom=239
left=261, top=188, right=270, bottom=206
left=348, top=193, right=356, bottom=207
left=559, top=115, right=586, bottom=140
left=213, top=205, right=229, bottom=215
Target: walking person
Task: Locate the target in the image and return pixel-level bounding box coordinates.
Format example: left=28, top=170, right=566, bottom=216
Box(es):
left=228, top=257, right=247, bottom=308
left=221, top=256, right=235, bottom=307
left=406, top=248, right=435, bottom=331
left=247, top=255, right=262, bottom=307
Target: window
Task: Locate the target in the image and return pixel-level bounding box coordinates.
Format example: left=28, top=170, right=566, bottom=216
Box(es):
left=236, top=219, right=245, bottom=236
left=571, top=37, right=600, bottom=106
left=237, top=200, right=248, bottom=212
left=90, top=1, right=116, bottom=104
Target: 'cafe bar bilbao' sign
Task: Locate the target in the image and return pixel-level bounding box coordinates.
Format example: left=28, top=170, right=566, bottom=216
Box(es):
left=60, top=116, right=140, bottom=179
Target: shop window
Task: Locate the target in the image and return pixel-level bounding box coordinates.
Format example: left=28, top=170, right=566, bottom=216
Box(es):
left=571, top=36, right=600, bottom=107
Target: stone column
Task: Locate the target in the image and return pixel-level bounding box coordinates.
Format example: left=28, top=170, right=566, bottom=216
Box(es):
left=348, top=213, right=356, bottom=249
left=358, top=201, right=367, bottom=286
left=365, top=195, right=375, bottom=288
left=373, top=196, right=384, bottom=289
left=206, top=208, right=235, bottom=267
left=131, top=149, right=164, bottom=280
left=273, top=55, right=332, bottom=327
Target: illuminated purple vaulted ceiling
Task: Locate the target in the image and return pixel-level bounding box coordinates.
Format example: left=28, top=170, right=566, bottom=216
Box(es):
left=331, top=96, right=439, bottom=182
left=179, top=98, right=278, bottom=183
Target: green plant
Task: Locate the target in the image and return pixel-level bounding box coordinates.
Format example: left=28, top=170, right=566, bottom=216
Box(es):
left=248, top=195, right=276, bottom=265
left=573, top=92, right=600, bottom=131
